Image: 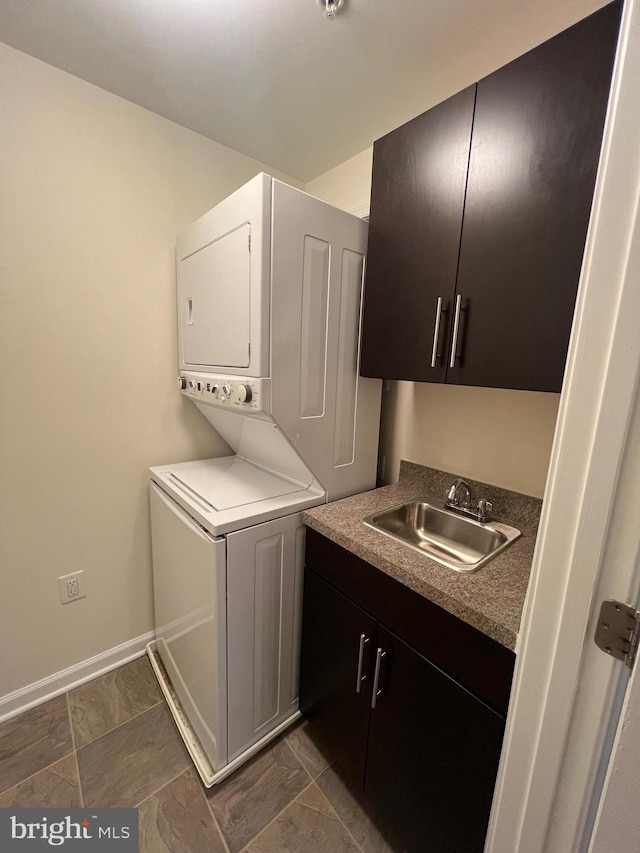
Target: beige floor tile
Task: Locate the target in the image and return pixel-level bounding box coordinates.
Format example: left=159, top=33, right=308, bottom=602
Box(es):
left=77, top=702, right=189, bottom=808
left=317, top=765, right=402, bottom=853
left=0, top=753, right=81, bottom=808
left=138, top=769, right=226, bottom=853
left=246, top=782, right=360, bottom=853
left=0, top=696, right=73, bottom=794
left=285, top=719, right=332, bottom=780
left=205, top=738, right=309, bottom=853
left=69, top=656, right=162, bottom=747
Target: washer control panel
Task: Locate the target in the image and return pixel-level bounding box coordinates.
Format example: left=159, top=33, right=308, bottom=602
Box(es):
left=178, top=372, right=267, bottom=413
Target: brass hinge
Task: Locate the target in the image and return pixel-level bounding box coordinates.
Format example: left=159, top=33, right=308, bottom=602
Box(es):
left=595, top=600, right=640, bottom=670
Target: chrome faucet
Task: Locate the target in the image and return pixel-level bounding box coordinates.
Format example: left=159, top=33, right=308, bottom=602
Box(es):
left=446, top=478, right=472, bottom=509
left=445, top=478, right=493, bottom=523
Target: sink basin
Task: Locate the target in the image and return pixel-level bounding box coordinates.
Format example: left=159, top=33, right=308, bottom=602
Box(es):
left=363, top=500, right=521, bottom=573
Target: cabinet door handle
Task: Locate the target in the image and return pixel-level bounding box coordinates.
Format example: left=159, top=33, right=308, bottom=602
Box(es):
left=371, top=647, right=387, bottom=709
left=355, top=633, right=370, bottom=693
left=430, top=297, right=446, bottom=368
left=449, top=294, right=463, bottom=368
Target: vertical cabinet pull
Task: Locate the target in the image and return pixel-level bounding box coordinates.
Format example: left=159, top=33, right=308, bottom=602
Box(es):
left=355, top=633, right=370, bottom=693
left=187, top=298, right=194, bottom=326
left=449, top=294, right=463, bottom=368
left=430, top=297, right=445, bottom=368
left=371, top=647, right=387, bottom=709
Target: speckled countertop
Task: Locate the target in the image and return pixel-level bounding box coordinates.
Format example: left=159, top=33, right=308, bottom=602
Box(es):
left=302, top=462, right=542, bottom=651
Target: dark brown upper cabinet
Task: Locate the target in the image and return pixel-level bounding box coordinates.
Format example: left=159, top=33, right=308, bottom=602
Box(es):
left=360, top=1, right=622, bottom=392
left=361, top=85, right=476, bottom=383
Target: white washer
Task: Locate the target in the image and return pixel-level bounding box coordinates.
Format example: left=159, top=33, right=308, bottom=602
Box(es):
left=148, top=175, right=381, bottom=786
left=149, top=466, right=317, bottom=785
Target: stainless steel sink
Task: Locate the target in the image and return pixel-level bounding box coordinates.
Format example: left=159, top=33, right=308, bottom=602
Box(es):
left=363, top=500, right=521, bottom=573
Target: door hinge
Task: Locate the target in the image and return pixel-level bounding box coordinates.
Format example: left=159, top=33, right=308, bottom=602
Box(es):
left=595, top=600, right=640, bottom=669
left=248, top=234, right=251, bottom=252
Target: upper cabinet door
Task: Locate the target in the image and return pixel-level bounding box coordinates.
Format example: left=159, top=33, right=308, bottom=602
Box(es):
left=448, top=2, right=621, bottom=391
left=360, top=85, right=476, bottom=382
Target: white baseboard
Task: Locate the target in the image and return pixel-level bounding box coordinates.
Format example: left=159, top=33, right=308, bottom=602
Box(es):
left=0, top=630, right=156, bottom=724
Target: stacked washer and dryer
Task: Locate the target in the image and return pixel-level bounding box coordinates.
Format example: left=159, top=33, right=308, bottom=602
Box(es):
left=147, top=174, right=381, bottom=786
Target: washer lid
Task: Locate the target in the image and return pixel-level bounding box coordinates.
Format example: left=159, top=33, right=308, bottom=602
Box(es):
left=159, top=456, right=307, bottom=512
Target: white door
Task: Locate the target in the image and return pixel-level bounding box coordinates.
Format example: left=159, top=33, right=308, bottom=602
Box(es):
left=589, top=660, right=640, bottom=852
left=149, top=482, right=228, bottom=770
left=486, top=2, right=640, bottom=850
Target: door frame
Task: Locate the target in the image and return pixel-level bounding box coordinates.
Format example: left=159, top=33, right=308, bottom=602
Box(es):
left=487, top=1, right=640, bottom=850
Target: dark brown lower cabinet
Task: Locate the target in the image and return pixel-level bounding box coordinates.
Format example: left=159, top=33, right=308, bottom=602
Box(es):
left=365, top=625, right=504, bottom=853
left=298, top=568, right=374, bottom=786
left=299, top=529, right=514, bottom=853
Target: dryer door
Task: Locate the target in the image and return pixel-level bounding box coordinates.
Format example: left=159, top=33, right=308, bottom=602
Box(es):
left=176, top=173, right=271, bottom=377
left=150, top=482, right=228, bottom=770
left=179, top=223, right=251, bottom=369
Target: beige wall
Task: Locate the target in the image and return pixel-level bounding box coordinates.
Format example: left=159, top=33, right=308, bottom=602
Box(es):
left=0, top=43, right=300, bottom=699
left=306, top=149, right=374, bottom=215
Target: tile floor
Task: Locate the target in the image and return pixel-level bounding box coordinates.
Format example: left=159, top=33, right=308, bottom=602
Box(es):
left=0, top=657, right=400, bottom=852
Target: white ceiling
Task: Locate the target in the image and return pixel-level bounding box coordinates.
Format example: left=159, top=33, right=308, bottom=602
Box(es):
left=0, top=0, right=607, bottom=182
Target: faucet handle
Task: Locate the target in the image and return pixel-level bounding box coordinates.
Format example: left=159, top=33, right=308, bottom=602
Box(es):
left=447, top=484, right=457, bottom=503
left=477, top=499, right=493, bottom=519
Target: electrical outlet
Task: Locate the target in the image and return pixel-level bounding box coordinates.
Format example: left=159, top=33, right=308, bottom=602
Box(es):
left=58, top=570, right=87, bottom=605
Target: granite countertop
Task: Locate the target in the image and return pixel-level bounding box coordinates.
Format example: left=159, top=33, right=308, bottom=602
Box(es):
left=302, top=462, right=542, bottom=651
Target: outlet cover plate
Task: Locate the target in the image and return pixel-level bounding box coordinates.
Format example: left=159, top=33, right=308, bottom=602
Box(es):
left=58, top=570, right=87, bottom=604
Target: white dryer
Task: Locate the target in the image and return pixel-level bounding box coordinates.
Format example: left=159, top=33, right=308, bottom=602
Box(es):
left=148, top=174, right=381, bottom=786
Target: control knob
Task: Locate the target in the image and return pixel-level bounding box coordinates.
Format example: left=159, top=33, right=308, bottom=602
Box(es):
left=234, top=384, right=252, bottom=404
left=177, top=376, right=187, bottom=390
left=187, top=379, right=196, bottom=390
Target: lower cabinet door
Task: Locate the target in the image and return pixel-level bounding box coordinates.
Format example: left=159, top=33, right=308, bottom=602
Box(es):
left=365, top=626, right=505, bottom=853
left=299, top=568, right=376, bottom=786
